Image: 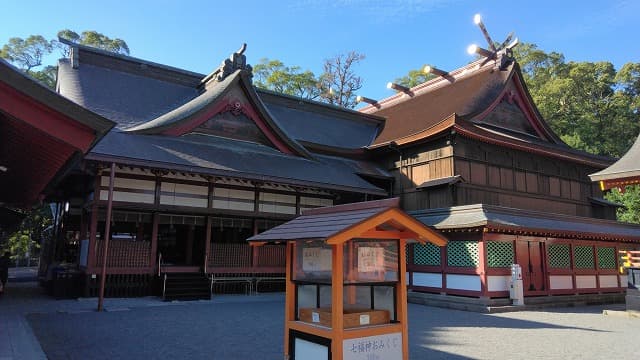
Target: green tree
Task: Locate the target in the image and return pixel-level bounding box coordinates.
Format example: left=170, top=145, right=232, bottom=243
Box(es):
left=394, top=65, right=435, bottom=88
left=513, top=43, right=640, bottom=158
left=2, top=30, right=130, bottom=89
left=57, top=29, right=129, bottom=55
left=319, top=51, right=365, bottom=108
left=0, top=35, right=53, bottom=72
left=3, top=206, right=52, bottom=262
left=604, top=186, right=640, bottom=224
left=253, top=58, right=321, bottom=100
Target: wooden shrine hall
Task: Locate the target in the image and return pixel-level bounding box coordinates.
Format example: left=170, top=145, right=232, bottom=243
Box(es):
left=15, top=32, right=640, bottom=306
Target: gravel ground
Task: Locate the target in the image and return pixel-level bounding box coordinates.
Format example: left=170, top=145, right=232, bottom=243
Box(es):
left=6, top=280, right=639, bottom=360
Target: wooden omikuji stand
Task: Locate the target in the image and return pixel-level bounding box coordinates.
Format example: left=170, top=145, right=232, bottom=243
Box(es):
left=248, top=198, right=447, bottom=360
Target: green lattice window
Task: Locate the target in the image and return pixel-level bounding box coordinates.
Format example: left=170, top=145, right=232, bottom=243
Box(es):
left=486, top=241, right=514, bottom=268
left=447, top=241, right=479, bottom=267
left=574, top=245, right=595, bottom=269
left=597, top=247, right=617, bottom=269
left=548, top=244, right=571, bottom=269
left=413, top=243, right=441, bottom=266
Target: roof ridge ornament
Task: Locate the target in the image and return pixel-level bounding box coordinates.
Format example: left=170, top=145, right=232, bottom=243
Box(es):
left=212, top=43, right=253, bottom=83
left=468, top=14, right=518, bottom=70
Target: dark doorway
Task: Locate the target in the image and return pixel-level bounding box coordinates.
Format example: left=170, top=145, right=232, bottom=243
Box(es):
left=158, top=219, right=206, bottom=267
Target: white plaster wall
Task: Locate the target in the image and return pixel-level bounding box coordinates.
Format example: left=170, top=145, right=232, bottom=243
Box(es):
left=599, top=275, right=619, bottom=288
left=576, top=275, right=597, bottom=289
left=412, top=272, right=442, bottom=288
left=173, top=196, right=207, bottom=208
left=102, top=176, right=154, bottom=190
left=487, top=275, right=510, bottom=292
left=446, top=274, right=481, bottom=291
left=550, top=275, right=573, bottom=290
left=100, top=190, right=154, bottom=204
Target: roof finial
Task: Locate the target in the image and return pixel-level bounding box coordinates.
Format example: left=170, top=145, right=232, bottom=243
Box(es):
left=213, top=43, right=253, bottom=82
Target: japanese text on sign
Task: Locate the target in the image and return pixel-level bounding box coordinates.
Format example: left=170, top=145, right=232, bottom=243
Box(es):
left=302, top=247, right=332, bottom=272
left=343, top=333, right=402, bottom=360
left=358, top=247, right=384, bottom=273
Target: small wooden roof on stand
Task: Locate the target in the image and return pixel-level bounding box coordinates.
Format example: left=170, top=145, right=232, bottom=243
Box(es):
left=590, top=134, right=640, bottom=190
left=247, top=198, right=447, bottom=246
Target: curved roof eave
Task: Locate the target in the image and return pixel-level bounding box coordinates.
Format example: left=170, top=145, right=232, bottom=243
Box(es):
left=123, top=70, right=313, bottom=159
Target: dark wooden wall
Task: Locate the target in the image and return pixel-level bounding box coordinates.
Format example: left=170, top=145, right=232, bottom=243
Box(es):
left=376, top=135, right=614, bottom=219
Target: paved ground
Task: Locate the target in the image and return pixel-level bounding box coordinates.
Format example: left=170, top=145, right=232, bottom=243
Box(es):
left=2, top=269, right=640, bottom=360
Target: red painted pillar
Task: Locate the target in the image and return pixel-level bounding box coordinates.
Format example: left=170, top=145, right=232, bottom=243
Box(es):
left=97, top=163, right=116, bottom=312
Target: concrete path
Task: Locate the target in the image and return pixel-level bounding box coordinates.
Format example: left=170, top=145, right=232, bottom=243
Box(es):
left=2, top=272, right=640, bottom=359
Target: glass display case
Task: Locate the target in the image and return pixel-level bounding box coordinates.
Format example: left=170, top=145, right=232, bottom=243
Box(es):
left=293, top=239, right=399, bottom=328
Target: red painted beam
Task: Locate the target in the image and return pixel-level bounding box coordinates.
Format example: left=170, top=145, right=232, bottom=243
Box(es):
left=0, top=81, right=95, bottom=152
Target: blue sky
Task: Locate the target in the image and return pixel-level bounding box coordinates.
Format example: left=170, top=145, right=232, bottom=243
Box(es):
left=2, top=0, right=639, bottom=102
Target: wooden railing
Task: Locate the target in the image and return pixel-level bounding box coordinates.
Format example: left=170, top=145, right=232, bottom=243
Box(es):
left=207, top=243, right=285, bottom=270
left=208, top=243, right=252, bottom=268
left=95, top=240, right=151, bottom=268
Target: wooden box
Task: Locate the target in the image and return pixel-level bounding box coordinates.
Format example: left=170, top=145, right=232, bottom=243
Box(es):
left=299, top=307, right=390, bottom=328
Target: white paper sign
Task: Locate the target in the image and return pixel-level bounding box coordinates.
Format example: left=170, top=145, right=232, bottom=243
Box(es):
left=303, top=247, right=332, bottom=272
left=358, top=247, right=384, bottom=273
left=359, top=314, right=370, bottom=325
left=343, top=333, right=402, bottom=360
left=312, top=312, right=320, bottom=323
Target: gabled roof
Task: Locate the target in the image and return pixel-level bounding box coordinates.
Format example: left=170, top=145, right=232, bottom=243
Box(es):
left=413, top=204, right=640, bottom=242
left=57, top=40, right=201, bottom=129
left=125, top=68, right=312, bottom=159
left=55, top=42, right=390, bottom=194
left=362, top=55, right=611, bottom=168
left=258, top=89, right=385, bottom=150
left=248, top=198, right=447, bottom=245
left=589, top=133, right=640, bottom=190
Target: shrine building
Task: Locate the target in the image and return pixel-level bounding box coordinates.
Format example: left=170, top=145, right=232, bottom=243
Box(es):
left=6, top=36, right=638, bottom=306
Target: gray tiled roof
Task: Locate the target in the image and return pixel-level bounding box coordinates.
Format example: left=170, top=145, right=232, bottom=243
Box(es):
left=260, top=96, right=382, bottom=149
left=590, top=134, right=640, bottom=182
left=412, top=204, right=640, bottom=241
left=87, top=131, right=387, bottom=194
left=57, top=59, right=198, bottom=129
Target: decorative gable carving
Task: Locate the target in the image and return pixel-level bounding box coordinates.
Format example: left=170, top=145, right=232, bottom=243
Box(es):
left=192, top=102, right=271, bottom=146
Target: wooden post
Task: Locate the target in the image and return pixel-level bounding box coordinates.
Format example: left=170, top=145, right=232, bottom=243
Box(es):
left=398, top=239, right=409, bottom=360
left=251, top=220, right=259, bottom=268
left=186, top=224, right=194, bottom=265
left=283, top=241, right=295, bottom=358
left=150, top=212, right=159, bottom=272
left=331, top=243, right=344, bottom=360
left=478, top=239, right=488, bottom=297
left=97, top=163, right=115, bottom=312
left=204, top=216, right=212, bottom=273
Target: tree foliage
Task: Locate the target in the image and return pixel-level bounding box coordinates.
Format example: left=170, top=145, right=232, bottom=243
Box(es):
left=1, top=30, right=130, bottom=89
left=253, top=58, right=321, bottom=100
left=319, top=51, right=365, bottom=108
left=253, top=51, right=366, bottom=109
left=513, top=43, right=640, bottom=158
left=2, top=206, right=51, bottom=261
left=0, top=35, right=53, bottom=72
left=394, top=64, right=435, bottom=88
left=57, top=29, right=130, bottom=55
left=604, top=186, right=640, bottom=224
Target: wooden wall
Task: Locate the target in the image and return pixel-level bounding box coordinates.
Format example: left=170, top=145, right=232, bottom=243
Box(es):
left=453, top=138, right=607, bottom=218
left=379, top=135, right=612, bottom=217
